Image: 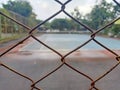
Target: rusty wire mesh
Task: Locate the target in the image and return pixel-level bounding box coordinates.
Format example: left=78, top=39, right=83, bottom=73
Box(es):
left=0, top=0, right=120, bottom=90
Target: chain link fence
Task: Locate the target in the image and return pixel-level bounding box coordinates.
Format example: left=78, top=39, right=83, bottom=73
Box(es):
left=0, top=10, right=26, bottom=37
left=0, top=9, right=38, bottom=41
left=0, top=0, right=120, bottom=90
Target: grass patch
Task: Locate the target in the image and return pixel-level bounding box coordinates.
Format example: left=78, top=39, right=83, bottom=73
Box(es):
left=0, top=34, right=26, bottom=44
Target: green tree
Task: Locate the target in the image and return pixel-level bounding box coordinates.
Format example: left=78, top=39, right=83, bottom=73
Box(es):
left=113, top=5, right=120, bottom=17
left=71, top=7, right=82, bottom=21
left=111, top=24, right=120, bottom=35
left=87, top=0, right=114, bottom=30
left=3, top=0, right=32, bottom=17
left=71, top=7, right=82, bottom=31
left=50, top=18, right=71, bottom=30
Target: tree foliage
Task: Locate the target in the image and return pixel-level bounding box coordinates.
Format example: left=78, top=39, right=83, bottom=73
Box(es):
left=3, top=0, right=32, bottom=17
left=113, top=5, right=120, bottom=17
left=71, top=7, right=82, bottom=21
left=87, top=0, right=114, bottom=29
left=50, top=18, right=71, bottom=30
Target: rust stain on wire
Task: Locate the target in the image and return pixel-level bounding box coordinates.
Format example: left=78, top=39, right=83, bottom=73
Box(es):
left=0, top=0, right=120, bottom=90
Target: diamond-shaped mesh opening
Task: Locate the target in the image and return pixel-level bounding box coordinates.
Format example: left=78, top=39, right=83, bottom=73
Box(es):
left=0, top=0, right=120, bottom=90
left=35, top=65, right=91, bottom=90
left=0, top=66, right=32, bottom=90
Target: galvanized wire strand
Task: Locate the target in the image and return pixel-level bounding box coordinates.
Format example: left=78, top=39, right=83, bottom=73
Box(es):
left=55, top=0, right=72, bottom=6
left=31, top=35, right=63, bottom=58
left=33, top=86, right=41, bottom=90
left=93, top=60, right=120, bottom=84
left=93, top=38, right=119, bottom=57
left=91, top=17, right=120, bottom=36
left=113, top=0, right=120, bottom=7
left=65, top=63, right=99, bottom=90
left=54, top=0, right=63, bottom=5
left=89, top=62, right=120, bottom=90
left=0, top=35, right=31, bottom=57
left=32, top=60, right=96, bottom=89
left=0, top=63, right=34, bottom=89
left=29, top=0, right=72, bottom=34
left=31, top=63, right=65, bottom=88
left=64, top=63, right=93, bottom=81
left=89, top=58, right=120, bottom=90
left=29, top=10, right=62, bottom=34
left=62, top=38, right=93, bottom=61
left=63, top=10, right=94, bottom=33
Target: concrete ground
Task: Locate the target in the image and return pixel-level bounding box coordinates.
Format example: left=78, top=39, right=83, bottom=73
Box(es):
left=0, top=37, right=120, bottom=90
left=0, top=51, right=120, bottom=90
